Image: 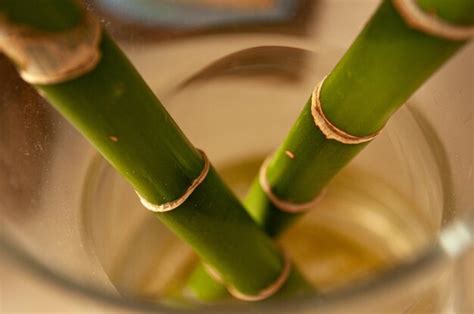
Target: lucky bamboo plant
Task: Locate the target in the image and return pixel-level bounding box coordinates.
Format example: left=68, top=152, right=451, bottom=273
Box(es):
left=0, top=0, right=472, bottom=304
left=185, top=0, right=474, bottom=301
left=0, top=0, right=310, bottom=302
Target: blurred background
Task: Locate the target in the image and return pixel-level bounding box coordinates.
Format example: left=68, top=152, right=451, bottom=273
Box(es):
left=1, top=0, right=472, bottom=312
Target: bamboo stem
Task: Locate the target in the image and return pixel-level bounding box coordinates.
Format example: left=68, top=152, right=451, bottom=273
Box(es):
left=186, top=0, right=473, bottom=300
left=0, top=0, right=310, bottom=300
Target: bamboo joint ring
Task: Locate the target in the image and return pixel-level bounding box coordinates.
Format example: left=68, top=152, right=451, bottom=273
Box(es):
left=259, top=155, right=326, bottom=213
left=311, top=76, right=381, bottom=144
left=393, top=0, right=474, bottom=41
left=0, top=11, right=102, bottom=84
left=137, top=149, right=210, bottom=213
left=204, top=250, right=292, bottom=302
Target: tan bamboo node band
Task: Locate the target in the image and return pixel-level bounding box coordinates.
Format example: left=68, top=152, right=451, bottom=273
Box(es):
left=204, top=252, right=292, bottom=302
left=137, top=149, right=210, bottom=213
left=0, top=12, right=102, bottom=84
left=311, top=76, right=380, bottom=144
left=393, top=0, right=474, bottom=41
left=259, top=155, right=326, bottom=213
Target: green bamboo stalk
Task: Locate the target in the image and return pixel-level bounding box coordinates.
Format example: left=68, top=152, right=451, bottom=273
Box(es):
left=186, top=0, right=473, bottom=300
left=0, top=0, right=311, bottom=300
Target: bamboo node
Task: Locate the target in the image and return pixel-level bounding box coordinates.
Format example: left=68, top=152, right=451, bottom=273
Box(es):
left=137, top=149, right=210, bottom=213
left=259, top=155, right=326, bottom=213
left=0, top=12, right=102, bottom=84
left=311, top=76, right=380, bottom=144
left=204, top=251, right=292, bottom=302
left=393, top=0, right=474, bottom=41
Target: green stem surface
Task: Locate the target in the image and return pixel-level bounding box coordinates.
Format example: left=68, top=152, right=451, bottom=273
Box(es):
left=0, top=0, right=310, bottom=300
left=186, top=0, right=473, bottom=300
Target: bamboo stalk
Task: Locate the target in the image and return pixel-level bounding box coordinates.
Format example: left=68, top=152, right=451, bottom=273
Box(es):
left=253, top=0, right=473, bottom=234
left=186, top=0, right=474, bottom=300
left=0, top=0, right=311, bottom=300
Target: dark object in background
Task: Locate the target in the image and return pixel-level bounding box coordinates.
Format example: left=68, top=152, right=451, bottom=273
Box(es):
left=96, top=0, right=298, bottom=28
left=92, top=0, right=315, bottom=41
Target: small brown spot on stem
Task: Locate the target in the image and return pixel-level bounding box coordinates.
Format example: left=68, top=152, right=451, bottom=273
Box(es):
left=109, top=135, right=118, bottom=142
left=285, top=150, right=295, bottom=159
left=427, top=8, right=438, bottom=17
